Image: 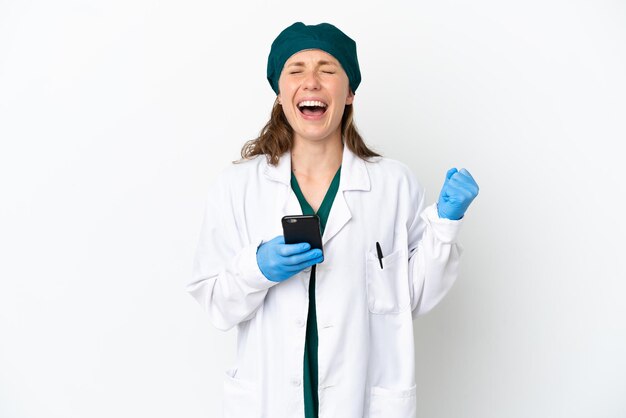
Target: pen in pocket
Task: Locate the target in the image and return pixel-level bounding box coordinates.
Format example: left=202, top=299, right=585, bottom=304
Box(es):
left=375, top=241, right=383, bottom=269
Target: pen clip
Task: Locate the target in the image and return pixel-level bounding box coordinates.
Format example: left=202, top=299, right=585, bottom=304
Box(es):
left=376, top=241, right=384, bottom=269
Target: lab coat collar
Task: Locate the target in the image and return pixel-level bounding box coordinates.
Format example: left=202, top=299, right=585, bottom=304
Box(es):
left=263, top=141, right=371, bottom=192
left=263, top=141, right=372, bottom=247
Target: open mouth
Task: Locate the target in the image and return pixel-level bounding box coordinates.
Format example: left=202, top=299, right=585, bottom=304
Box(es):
left=297, top=100, right=328, bottom=117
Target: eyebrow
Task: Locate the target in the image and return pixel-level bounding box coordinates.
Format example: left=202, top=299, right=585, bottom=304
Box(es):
left=286, top=60, right=339, bottom=68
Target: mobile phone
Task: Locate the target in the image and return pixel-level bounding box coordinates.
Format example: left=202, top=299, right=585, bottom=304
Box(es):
left=281, top=214, right=323, bottom=253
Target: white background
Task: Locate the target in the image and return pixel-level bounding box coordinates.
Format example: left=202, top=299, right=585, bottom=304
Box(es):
left=1, top=0, right=625, bottom=417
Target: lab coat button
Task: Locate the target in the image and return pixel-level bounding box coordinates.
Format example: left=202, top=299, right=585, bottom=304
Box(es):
left=303, top=267, right=311, bottom=273
left=292, top=378, right=302, bottom=387
left=295, top=319, right=305, bottom=327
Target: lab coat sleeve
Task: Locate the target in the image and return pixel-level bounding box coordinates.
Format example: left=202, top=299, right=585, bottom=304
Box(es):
left=187, top=172, right=278, bottom=331
left=407, top=176, right=464, bottom=318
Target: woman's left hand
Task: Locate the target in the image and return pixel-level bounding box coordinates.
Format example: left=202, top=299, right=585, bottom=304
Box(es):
left=436, top=167, right=479, bottom=220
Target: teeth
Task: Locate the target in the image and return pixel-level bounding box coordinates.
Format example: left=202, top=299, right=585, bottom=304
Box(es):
left=297, top=100, right=327, bottom=108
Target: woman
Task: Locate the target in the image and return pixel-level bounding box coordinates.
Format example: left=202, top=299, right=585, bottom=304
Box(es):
left=188, top=22, right=479, bottom=418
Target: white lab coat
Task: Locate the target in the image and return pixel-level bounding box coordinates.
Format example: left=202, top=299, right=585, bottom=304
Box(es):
left=188, top=141, right=464, bottom=418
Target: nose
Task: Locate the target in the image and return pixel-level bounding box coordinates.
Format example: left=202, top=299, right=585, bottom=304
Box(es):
left=302, top=70, right=321, bottom=90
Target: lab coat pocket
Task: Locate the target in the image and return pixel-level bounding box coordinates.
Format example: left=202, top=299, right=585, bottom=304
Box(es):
left=365, top=248, right=410, bottom=314
left=222, top=367, right=259, bottom=418
left=369, top=384, right=417, bottom=418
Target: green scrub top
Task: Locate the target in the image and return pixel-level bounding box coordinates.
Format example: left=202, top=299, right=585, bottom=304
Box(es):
left=290, top=165, right=342, bottom=418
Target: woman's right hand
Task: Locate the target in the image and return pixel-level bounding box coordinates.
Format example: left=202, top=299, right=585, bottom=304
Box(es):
left=256, top=236, right=324, bottom=282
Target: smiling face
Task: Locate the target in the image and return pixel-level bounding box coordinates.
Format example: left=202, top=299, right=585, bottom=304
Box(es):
left=277, top=49, right=354, bottom=145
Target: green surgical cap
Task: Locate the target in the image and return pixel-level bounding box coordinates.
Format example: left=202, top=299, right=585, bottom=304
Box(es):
left=266, top=22, right=361, bottom=95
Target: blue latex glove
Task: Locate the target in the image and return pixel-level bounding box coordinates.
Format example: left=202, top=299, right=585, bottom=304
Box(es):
left=437, top=168, right=479, bottom=220
left=256, top=235, right=324, bottom=282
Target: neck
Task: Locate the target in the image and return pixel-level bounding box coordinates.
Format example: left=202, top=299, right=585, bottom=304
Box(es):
left=290, top=136, right=343, bottom=177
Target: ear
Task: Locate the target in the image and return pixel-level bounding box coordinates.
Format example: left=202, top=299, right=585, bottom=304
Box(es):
left=345, top=89, right=355, bottom=105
